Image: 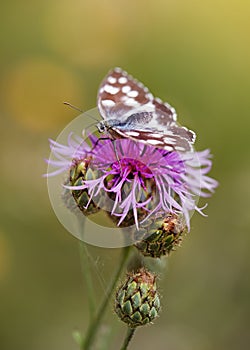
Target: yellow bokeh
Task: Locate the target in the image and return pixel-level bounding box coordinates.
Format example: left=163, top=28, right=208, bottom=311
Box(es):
left=42, top=0, right=125, bottom=67
left=2, top=58, right=83, bottom=132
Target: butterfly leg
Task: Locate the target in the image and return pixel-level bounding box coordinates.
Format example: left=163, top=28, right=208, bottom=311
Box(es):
left=90, top=136, right=110, bottom=153
left=90, top=133, right=121, bottom=170
left=111, top=140, right=122, bottom=171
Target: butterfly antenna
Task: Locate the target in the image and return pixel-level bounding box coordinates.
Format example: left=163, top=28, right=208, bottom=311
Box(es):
left=63, top=102, right=100, bottom=122
left=63, top=102, right=83, bottom=113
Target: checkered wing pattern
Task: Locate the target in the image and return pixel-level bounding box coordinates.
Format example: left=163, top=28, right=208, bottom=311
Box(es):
left=97, top=67, right=196, bottom=152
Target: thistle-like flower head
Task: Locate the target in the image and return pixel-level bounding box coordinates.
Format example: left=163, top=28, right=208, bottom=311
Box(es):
left=46, top=132, right=218, bottom=233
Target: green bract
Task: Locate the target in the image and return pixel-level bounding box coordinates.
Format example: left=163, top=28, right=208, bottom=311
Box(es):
left=68, top=158, right=101, bottom=215
left=115, top=269, right=160, bottom=328
left=135, top=213, right=187, bottom=258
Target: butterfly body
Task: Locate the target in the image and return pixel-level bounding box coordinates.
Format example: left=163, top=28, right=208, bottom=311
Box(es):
left=97, top=111, right=154, bottom=131
left=97, top=68, right=196, bottom=152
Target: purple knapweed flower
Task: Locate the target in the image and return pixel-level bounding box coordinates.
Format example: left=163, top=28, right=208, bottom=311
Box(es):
left=46, top=132, right=218, bottom=231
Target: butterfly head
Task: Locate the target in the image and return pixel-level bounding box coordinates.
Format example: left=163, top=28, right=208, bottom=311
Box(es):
left=97, top=118, right=119, bottom=133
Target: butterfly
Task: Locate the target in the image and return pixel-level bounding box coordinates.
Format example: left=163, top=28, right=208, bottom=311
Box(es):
left=97, top=67, right=196, bottom=152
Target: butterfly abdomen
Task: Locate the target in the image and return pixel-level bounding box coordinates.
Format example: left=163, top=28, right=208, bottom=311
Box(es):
left=107, top=112, right=154, bottom=130
left=126, top=111, right=154, bottom=126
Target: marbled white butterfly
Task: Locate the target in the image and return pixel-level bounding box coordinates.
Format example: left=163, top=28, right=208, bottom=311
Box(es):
left=97, top=67, right=196, bottom=152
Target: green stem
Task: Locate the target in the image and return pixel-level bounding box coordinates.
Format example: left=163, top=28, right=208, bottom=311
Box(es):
left=82, top=246, right=131, bottom=350
left=79, top=242, right=96, bottom=321
left=120, top=327, right=136, bottom=350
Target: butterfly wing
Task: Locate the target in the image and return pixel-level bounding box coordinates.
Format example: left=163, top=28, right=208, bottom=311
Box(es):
left=97, top=67, right=196, bottom=152
left=113, top=125, right=195, bottom=152
left=97, top=67, right=177, bottom=124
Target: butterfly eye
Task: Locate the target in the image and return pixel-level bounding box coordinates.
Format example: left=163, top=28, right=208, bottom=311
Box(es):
left=97, top=121, right=106, bottom=133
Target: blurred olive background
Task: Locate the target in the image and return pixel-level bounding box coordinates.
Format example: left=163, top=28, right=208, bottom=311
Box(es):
left=1, top=1, right=250, bottom=349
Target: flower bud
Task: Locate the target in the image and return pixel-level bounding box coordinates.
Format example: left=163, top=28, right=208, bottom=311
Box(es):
left=115, top=268, right=160, bottom=328
left=67, top=158, right=101, bottom=215
left=134, top=213, right=187, bottom=258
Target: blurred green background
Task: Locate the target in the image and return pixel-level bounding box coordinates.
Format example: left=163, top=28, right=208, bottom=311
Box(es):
left=1, top=0, right=250, bottom=349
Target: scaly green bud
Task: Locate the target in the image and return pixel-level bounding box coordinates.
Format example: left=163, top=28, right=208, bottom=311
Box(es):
left=115, top=268, right=160, bottom=328
left=64, top=157, right=101, bottom=216
left=134, top=213, right=187, bottom=258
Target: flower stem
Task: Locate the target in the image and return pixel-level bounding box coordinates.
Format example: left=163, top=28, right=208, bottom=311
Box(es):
left=120, top=327, right=136, bottom=350
left=82, top=246, right=131, bottom=350
left=79, top=242, right=96, bottom=321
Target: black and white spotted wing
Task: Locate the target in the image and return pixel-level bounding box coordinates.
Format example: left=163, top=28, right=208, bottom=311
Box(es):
left=97, top=67, right=196, bottom=152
